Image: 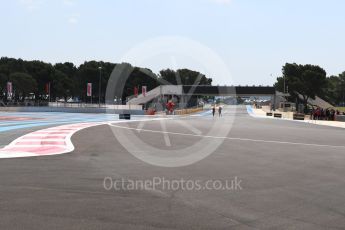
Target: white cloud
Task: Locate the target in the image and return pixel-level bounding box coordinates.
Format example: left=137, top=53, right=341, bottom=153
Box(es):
left=210, top=0, right=232, bottom=5
left=19, top=0, right=44, bottom=11
left=63, top=0, right=76, bottom=6
left=63, top=0, right=79, bottom=25
left=68, top=13, right=80, bottom=25
left=68, top=16, right=79, bottom=24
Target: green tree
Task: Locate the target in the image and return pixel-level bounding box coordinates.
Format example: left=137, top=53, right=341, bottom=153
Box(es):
left=337, top=72, right=345, bottom=105
left=0, top=57, right=26, bottom=75
left=51, top=70, right=74, bottom=102
left=326, top=72, right=345, bottom=106
left=159, top=69, right=212, bottom=85
left=0, top=57, right=217, bottom=104
left=54, top=62, right=77, bottom=77
left=274, top=63, right=327, bottom=111
left=0, top=73, right=7, bottom=101
left=123, top=67, right=159, bottom=100
left=158, top=69, right=177, bottom=84
left=24, top=60, right=54, bottom=101
left=54, top=62, right=78, bottom=98
left=76, top=61, right=105, bottom=102
left=98, top=62, right=116, bottom=102
left=9, top=72, right=37, bottom=102
left=325, top=76, right=340, bottom=105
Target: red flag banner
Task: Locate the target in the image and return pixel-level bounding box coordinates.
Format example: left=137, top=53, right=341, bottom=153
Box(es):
left=134, top=86, right=138, bottom=97
left=87, top=83, right=92, bottom=97
left=45, top=83, right=50, bottom=94
left=142, top=86, right=147, bottom=97
left=7, top=82, right=12, bottom=95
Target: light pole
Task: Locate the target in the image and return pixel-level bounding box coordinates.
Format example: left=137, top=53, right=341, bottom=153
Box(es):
left=98, top=66, right=102, bottom=107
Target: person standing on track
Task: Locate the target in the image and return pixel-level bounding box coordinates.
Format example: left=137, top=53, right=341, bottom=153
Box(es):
left=212, top=106, right=216, bottom=117
left=218, top=106, right=222, bottom=117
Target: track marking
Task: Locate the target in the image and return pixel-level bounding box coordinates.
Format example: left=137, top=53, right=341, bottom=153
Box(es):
left=109, top=124, right=345, bottom=149
left=175, top=119, right=202, bottom=135
left=0, top=117, right=169, bottom=159
left=159, top=119, right=171, bottom=147
left=0, top=122, right=105, bottom=158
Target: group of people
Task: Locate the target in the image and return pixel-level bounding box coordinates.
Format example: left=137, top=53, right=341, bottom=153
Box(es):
left=212, top=106, right=222, bottom=117
left=311, top=107, right=342, bottom=121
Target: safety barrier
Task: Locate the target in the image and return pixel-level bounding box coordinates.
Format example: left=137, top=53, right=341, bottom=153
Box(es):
left=293, top=114, right=305, bottom=120
left=119, top=114, right=131, bottom=120
left=174, top=107, right=203, bottom=115
left=335, top=115, right=345, bottom=122
left=0, top=106, right=145, bottom=115
left=48, top=102, right=143, bottom=110
left=273, top=113, right=282, bottom=118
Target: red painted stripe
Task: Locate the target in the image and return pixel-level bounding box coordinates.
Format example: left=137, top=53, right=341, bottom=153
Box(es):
left=41, top=141, right=66, bottom=145
left=22, top=136, right=66, bottom=140
left=0, top=121, right=106, bottom=158
left=16, top=141, right=66, bottom=145
left=33, top=132, right=70, bottom=135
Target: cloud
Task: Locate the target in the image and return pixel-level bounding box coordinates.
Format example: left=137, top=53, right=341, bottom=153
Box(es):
left=68, top=13, right=80, bottom=25
left=63, top=0, right=79, bottom=25
left=68, top=16, right=79, bottom=24
left=210, top=0, right=232, bottom=5
left=63, top=0, right=76, bottom=6
left=19, top=0, right=44, bottom=11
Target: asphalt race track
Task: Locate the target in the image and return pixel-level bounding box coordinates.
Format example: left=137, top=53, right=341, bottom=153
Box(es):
left=1, top=106, right=345, bottom=230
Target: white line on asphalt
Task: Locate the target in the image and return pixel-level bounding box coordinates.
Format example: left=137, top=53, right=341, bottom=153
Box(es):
left=109, top=124, right=345, bottom=149
left=159, top=119, right=171, bottom=147
left=175, top=119, right=202, bottom=135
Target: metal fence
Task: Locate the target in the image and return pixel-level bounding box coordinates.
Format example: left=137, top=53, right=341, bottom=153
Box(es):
left=48, top=102, right=143, bottom=110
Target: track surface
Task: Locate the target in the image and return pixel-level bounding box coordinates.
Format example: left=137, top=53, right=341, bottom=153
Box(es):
left=1, top=107, right=345, bottom=229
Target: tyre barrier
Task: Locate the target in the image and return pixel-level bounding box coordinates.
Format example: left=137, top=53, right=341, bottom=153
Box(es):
left=293, top=114, right=305, bottom=120
left=273, top=113, right=282, bottom=118
left=266, top=112, right=273, bottom=116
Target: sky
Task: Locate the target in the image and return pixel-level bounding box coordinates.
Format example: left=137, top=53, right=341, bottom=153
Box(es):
left=1, top=0, right=345, bottom=86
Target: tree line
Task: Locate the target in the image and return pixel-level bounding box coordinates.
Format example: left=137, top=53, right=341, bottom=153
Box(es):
left=2, top=57, right=343, bottom=107
left=0, top=57, right=212, bottom=104
left=274, top=63, right=345, bottom=108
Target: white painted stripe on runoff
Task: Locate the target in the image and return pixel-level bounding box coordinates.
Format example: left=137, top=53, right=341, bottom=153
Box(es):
left=5, top=145, right=66, bottom=147
left=0, top=117, right=170, bottom=159
left=0, top=122, right=105, bottom=158
left=15, top=139, right=66, bottom=142
left=109, top=124, right=345, bottom=149
left=22, top=133, right=68, bottom=136
left=0, top=152, right=37, bottom=159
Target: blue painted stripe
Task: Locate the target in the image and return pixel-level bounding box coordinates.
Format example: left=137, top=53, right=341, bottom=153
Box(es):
left=246, top=105, right=254, bottom=115
left=0, top=112, right=152, bottom=132
left=0, top=112, right=119, bottom=132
